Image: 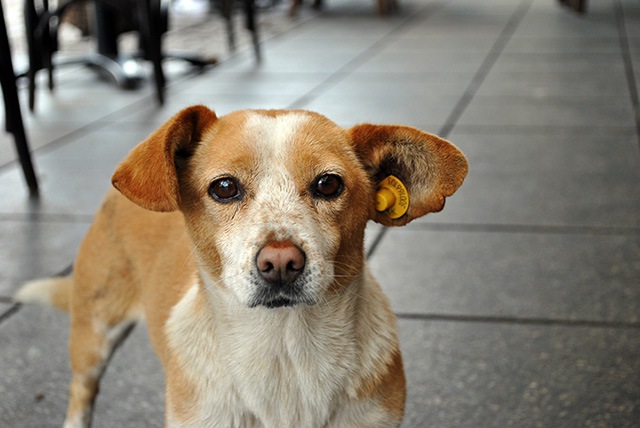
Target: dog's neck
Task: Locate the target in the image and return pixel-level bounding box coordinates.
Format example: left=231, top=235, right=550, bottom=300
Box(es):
left=164, top=268, right=398, bottom=425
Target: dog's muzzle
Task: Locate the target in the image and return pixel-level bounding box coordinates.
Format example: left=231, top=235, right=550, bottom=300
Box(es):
left=251, top=241, right=310, bottom=308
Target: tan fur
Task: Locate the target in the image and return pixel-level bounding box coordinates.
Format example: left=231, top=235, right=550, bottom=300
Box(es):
left=15, top=276, right=72, bottom=312
left=15, top=106, right=467, bottom=428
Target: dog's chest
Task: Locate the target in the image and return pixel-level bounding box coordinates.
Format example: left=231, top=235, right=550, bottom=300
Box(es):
left=165, top=286, right=358, bottom=427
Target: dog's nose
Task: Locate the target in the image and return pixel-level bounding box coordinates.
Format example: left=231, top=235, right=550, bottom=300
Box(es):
left=256, top=242, right=306, bottom=286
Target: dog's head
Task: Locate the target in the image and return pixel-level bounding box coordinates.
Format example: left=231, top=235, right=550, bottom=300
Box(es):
left=112, top=106, right=467, bottom=309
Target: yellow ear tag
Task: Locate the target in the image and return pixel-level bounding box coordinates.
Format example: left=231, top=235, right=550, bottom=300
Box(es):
left=375, top=175, right=409, bottom=219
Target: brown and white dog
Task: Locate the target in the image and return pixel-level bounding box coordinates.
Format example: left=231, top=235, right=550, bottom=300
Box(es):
left=15, top=106, right=467, bottom=428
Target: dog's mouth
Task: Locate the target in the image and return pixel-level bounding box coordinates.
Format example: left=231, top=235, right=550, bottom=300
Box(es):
left=246, top=270, right=319, bottom=309
left=248, top=289, right=317, bottom=309
left=262, top=297, right=297, bottom=309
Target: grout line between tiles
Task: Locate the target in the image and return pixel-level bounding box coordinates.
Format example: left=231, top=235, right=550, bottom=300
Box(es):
left=614, top=0, right=640, bottom=157
left=395, top=312, right=640, bottom=330
left=0, top=303, right=22, bottom=326
left=438, top=0, right=533, bottom=138
left=0, top=212, right=95, bottom=223
left=404, top=222, right=640, bottom=236
left=0, top=118, right=115, bottom=173
left=366, top=226, right=389, bottom=260
left=448, top=123, right=639, bottom=135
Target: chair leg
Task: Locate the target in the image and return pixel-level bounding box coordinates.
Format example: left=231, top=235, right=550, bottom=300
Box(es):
left=1, top=1, right=39, bottom=195
left=24, top=0, right=40, bottom=112
left=8, top=111, right=39, bottom=196
left=222, top=0, right=236, bottom=52
left=137, top=0, right=165, bottom=104
left=558, top=0, right=587, bottom=13
left=243, top=0, right=261, bottom=62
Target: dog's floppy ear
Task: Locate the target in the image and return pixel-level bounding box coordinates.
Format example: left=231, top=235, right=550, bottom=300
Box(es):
left=349, top=124, right=468, bottom=226
left=112, top=105, right=218, bottom=212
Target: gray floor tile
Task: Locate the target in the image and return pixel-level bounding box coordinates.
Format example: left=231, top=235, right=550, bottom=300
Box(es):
left=316, top=71, right=474, bottom=102
left=353, top=51, right=488, bottom=74
left=1, top=124, right=87, bottom=169
left=515, top=4, right=617, bottom=39
left=370, top=228, right=640, bottom=322
left=264, top=34, right=382, bottom=55
left=457, top=93, right=635, bottom=128
left=438, top=129, right=640, bottom=227
left=420, top=6, right=517, bottom=37
left=177, top=71, right=331, bottom=96
left=365, top=222, right=384, bottom=254
left=0, top=305, right=164, bottom=427
left=396, top=18, right=505, bottom=41
left=214, top=49, right=362, bottom=74
left=0, top=76, right=151, bottom=168
left=0, top=306, right=71, bottom=427
left=280, top=9, right=407, bottom=39
left=117, top=92, right=302, bottom=125
left=399, top=319, right=640, bottom=427
left=382, top=34, right=497, bottom=55
left=491, top=52, right=626, bottom=74
left=22, top=83, right=150, bottom=124
left=503, top=36, right=622, bottom=54
left=300, top=91, right=459, bottom=129
left=0, top=221, right=88, bottom=296
left=475, top=69, right=630, bottom=98
left=622, top=0, right=640, bottom=35
left=0, top=125, right=151, bottom=217
left=0, top=302, right=14, bottom=318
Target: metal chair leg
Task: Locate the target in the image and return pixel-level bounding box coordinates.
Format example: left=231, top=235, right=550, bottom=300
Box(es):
left=1, top=0, right=39, bottom=195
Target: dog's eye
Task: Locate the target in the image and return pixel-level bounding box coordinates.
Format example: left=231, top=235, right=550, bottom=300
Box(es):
left=313, top=174, right=343, bottom=199
left=209, top=177, right=242, bottom=202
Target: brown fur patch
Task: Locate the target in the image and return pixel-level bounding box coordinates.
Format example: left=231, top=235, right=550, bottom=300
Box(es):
left=356, top=348, right=406, bottom=419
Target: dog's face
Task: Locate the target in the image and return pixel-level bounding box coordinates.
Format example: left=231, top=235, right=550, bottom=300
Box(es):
left=179, top=110, right=372, bottom=308
left=112, top=106, right=468, bottom=309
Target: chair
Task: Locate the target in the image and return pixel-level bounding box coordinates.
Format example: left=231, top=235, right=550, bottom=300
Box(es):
left=23, top=0, right=261, bottom=111
left=1, top=0, right=39, bottom=195
left=219, top=0, right=261, bottom=62
left=24, top=0, right=171, bottom=110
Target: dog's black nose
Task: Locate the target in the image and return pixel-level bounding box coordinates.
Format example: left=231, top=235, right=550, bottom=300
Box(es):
left=256, top=242, right=306, bottom=286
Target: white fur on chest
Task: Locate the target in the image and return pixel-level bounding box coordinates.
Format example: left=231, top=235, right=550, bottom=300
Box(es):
left=165, top=283, right=365, bottom=427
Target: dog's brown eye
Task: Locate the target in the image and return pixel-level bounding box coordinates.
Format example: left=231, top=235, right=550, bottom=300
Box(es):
left=209, top=177, right=241, bottom=202
left=313, top=174, right=343, bottom=199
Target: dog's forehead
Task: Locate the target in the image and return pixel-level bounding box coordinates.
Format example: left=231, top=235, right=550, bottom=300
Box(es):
left=196, top=110, right=356, bottom=185
left=212, top=110, right=345, bottom=150
left=243, top=111, right=309, bottom=158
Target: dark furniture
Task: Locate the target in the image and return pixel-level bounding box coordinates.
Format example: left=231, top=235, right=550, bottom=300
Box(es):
left=1, top=0, right=38, bottom=195
left=558, top=0, right=587, bottom=14
left=24, top=0, right=173, bottom=109
left=23, top=0, right=261, bottom=111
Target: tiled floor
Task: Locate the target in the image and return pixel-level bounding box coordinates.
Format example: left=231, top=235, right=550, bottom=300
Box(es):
left=1, top=0, right=640, bottom=426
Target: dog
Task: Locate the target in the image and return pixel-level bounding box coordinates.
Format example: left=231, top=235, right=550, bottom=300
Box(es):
left=15, top=106, right=467, bottom=427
